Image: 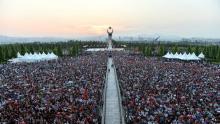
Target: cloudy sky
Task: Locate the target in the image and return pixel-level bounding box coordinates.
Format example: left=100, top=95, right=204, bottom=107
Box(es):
left=0, top=0, right=220, bottom=38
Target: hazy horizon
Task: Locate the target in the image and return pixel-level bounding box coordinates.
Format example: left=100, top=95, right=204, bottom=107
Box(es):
left=1, top=0, right=220, bottom=38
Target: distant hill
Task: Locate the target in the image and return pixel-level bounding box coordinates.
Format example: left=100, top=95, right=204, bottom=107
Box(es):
left=0, top=35, right=219, bottom=44
left=0, top=35, right=72, bottom=44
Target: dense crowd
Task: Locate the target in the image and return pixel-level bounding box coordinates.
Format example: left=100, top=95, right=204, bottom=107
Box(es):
left=0, top=52, right=107, bottom=124
left=0, top=49, right=220, bottom=124
left=114, top=52, right=220, bottom=124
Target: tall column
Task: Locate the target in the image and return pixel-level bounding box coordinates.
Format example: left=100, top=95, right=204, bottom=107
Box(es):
left=107, top=27, right=113, bottom=46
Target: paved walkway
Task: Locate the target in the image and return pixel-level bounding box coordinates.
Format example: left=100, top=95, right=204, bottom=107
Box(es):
left=105, top=58, right=121, bottom=124
left=108, top=40, right=113, bottom=49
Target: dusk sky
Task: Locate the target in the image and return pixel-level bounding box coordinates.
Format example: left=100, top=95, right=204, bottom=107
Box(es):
left=0, top=0, right=220, bottom=38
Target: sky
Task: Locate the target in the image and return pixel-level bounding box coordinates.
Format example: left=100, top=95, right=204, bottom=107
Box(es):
left=0, top=0, right=220, bottom=38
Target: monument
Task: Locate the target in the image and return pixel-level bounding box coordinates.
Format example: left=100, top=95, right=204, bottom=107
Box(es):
left=107, top=27, right=113, bottom=41
left=107, top=27, right=113, bottom=49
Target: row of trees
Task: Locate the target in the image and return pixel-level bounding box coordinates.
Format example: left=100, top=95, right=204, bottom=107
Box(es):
left=0, top=40, right=107, bottom=63
left=114, top=41, right=220, bottom=62
left=1, top=40, right=219, bottom=63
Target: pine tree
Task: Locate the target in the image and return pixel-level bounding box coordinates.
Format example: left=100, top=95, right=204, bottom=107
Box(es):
left=4, top=47, right=10, bottom=60
left=57, top=46, right=63, bottom=57
left=172, top=45, right=177, bottom=53
left=144, top=46, right=148, bottom=56
left=0, top=47, right=3, bottom=62
left=159, top=45, right=165, bottom=56
left=195, top=46, right=200, bottom=55
left=29, top=45, right=34, bottom=54
left=75, top=44, right=79, bottom=56
left=10, top=45, right=17, bottom=58
left=146, top=46, right=152, bottom=56
left=216, top=49, right=220, bottom=61
left=20, top=45, right=26, bottom=55
left=187, top=46, right=192, bottom=53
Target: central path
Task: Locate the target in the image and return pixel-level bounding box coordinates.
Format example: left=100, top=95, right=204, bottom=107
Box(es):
left=102, top=39, right=124, bottom=124
left=108, top=40, right=113, bottom=49
left=105, top=58, right=121, bottom=124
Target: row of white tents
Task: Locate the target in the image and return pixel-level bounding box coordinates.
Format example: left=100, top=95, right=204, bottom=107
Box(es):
left=9, top=52, right=58, bottom=63
left=163, top=52, right=205, bottom=61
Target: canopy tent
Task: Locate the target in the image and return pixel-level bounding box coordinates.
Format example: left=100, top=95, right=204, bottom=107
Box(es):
left=9, top=52, right=58, bottom=63
left=198, top=52, right=205, bottom=59
left=163, top=52, right=202, bottom=61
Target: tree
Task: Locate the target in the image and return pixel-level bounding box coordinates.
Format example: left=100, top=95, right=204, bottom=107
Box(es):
left=187, top=46, right=192, bottom=53
left=4, top=47, right=10, bottom=60
left=10, top=45, right=17, bottom=58
left=0, top=47, right=4, bottom=62
left=57, top=46, right=63, bottom=57
left=144, top=46, right=148, bottom=56
left=20, top=45, right=26, bottom=55
left=172, top=45, right=179, bottom=53
left=75, top=44, right=80, bottom=56
left=216, top=49, right=220, bottom=61
left=145, top=46, right=152, bottom=56
left=159, top=45, right=165, bottom=56
left=195, top=46, right=200, bottom=55
left=29, top=45, right=34, bottom=54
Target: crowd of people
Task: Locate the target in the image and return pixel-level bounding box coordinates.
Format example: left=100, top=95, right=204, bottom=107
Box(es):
left=114, top=51, right=220, bottom=124
left=0, top=52, right=107, bottom=124
left=0, top=49, right=220, bottom=124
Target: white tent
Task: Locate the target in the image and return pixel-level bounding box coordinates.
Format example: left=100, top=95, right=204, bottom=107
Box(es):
left=180, top=52, right=188, bottom=60
left=191, top=52, right=200, bottom=60
left=163, top=52, right=175, bottom=59
left=198, top=52, right=205, bottom=59
left=163, top=52, right=201, bottom=61
left=8, top=52, right=58, bottom=63
left=174, top=52, right=179, bottom=59
left=163, top=52, right=171, bottom=58
left=17, top=52, right=22, bottom=58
